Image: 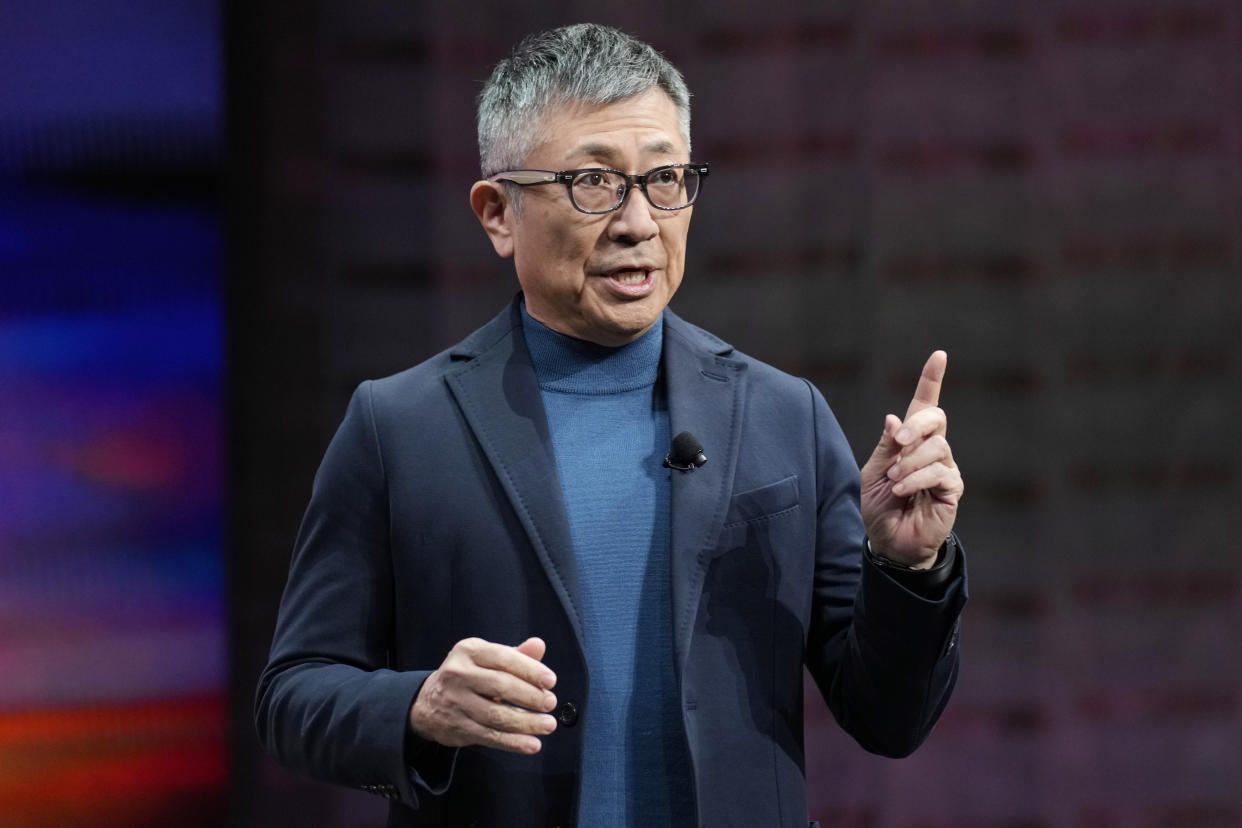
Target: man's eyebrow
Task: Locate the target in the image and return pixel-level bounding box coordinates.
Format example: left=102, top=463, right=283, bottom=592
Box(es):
left=569, top=139, right=682, bottom=166
left=642, top=139, right=679, bottom=156
left=570, top=142, right=622, bottom=164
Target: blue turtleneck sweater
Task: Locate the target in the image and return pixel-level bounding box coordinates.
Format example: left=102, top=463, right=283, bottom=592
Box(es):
left=520, top=305, right=693, bottom=827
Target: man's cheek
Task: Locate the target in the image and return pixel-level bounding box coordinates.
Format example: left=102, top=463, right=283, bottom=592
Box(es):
left=549, top=224, right=593, bottom=265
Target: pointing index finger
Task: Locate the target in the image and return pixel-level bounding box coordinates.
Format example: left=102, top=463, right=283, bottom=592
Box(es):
left=905, top=350, right=947, bottom=419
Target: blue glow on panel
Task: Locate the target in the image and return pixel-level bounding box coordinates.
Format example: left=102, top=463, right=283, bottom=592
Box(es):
left=0, top=304, right=221, bottom=378
left=0, top=2, right=219, bottom=124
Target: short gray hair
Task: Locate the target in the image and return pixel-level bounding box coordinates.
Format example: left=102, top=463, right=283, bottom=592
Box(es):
left=477, top=23, right=692, bottom=176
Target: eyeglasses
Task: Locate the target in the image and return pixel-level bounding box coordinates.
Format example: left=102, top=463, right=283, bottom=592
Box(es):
left=487, top=163, right=709, bottom=214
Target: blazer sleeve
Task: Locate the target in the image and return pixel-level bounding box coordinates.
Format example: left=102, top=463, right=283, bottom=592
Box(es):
left=802, top=380, right=967, bottom=758
left=254, top=381, right=451, bottom=807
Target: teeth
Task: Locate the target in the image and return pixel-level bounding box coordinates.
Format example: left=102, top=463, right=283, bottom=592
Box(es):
left=613, top=270, right=648, bottom=285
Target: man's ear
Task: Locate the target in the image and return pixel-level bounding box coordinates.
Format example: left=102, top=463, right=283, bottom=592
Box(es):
left=469, top=180, right=515, bottom=259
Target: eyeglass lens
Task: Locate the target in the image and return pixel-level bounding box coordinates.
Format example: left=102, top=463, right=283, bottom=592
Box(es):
left=570, top=166, right=701, bottom=212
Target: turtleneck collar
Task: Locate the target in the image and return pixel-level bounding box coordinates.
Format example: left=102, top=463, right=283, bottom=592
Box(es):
left=520, top=300, right=664, bottom=395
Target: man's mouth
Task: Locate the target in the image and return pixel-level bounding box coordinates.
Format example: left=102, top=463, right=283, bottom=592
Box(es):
left=597, top=265, right=659, bottom=297
left=609, top=268, right=651, bottom=285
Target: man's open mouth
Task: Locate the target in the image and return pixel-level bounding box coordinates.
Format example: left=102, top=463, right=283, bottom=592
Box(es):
left=609, top=268, right=652, bottom=285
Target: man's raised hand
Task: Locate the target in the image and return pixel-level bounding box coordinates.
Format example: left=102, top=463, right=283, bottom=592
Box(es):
left=859, top=350, right=964, bottom=568
left=408, top=637, right=558, bottom=755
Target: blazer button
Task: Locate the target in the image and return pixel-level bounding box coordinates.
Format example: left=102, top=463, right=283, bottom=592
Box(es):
left=554, top=701, right=578, bottom=727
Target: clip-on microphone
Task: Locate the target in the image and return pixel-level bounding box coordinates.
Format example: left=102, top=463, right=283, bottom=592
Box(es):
left=663, top=431, right=707, bottom=471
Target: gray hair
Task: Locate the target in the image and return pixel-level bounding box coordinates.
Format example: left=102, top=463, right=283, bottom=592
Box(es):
left=477, top=23, right=692, bottom=177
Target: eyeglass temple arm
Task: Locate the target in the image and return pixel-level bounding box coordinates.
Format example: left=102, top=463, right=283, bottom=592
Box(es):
left=487, top=170, right=559, bottom=185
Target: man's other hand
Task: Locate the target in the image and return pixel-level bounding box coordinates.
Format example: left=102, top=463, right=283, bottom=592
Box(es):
left=859, top=350, right=964, bottom=568
left=408, top=637, right=559, bottom=754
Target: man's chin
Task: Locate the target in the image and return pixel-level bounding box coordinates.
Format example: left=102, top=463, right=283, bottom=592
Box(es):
left=582, top=316, right=658, bottom=347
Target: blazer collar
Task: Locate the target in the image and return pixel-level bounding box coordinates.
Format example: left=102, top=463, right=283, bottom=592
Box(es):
left=661, top=309, right=748, bottom=674
left=443, top=298, right=586, bottom=652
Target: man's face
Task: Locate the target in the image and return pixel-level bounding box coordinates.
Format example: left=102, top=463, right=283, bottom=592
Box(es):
left=473, top=88, right=693, bottom=346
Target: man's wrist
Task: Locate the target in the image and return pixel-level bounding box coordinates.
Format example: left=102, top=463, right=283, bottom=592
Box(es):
left=867, top=539, right=941, bottom=571
left=865, top=535, right=959, bottom=594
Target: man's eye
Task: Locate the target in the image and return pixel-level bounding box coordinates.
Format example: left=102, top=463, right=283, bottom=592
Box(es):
left=577, top=173, right=609, bottom=188
left=653, top=169, right=680, bottom=185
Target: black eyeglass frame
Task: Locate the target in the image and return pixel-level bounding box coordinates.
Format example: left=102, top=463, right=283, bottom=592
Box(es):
left=487, top=163, right=710, bottom=214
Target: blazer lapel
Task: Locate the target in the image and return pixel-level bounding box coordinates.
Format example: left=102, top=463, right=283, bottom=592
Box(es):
left=662, top=312, right=747, bottom=675
left=444, top=303, right=585, bottom=653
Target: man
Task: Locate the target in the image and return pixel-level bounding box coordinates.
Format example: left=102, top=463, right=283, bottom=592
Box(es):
left=257, top=23, right=966, bottom=828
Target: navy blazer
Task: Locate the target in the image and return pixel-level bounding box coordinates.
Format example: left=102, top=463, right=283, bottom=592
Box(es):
left=256, top=299, right=966, bottom=828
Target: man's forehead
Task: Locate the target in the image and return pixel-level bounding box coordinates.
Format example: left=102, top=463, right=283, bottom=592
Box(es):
left=526, top=91, right=686, bottom=165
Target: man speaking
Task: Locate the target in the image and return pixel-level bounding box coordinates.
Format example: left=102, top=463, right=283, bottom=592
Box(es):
left=256, top=23, right=967, bottom=828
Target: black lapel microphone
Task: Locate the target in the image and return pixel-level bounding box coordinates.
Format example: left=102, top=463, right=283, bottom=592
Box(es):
left=663, top=431, right=707, bottom=471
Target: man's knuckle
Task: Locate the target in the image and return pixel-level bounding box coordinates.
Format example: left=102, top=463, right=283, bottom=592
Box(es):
left=482, top=673, right=512, bottom=698
left=484, top=706, right=509, bottom=729
left=439, top=662, right=467, bottom=682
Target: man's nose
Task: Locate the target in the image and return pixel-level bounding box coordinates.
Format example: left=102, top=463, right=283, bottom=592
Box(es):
left=607, top=183, right=659, bottom=242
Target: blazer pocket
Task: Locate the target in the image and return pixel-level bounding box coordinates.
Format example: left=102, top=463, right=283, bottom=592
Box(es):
left=722, top=475, right=800, bottom=528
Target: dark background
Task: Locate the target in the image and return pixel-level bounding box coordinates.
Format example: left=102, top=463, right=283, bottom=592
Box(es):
left=4, top=1, right=1240, bottom=826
